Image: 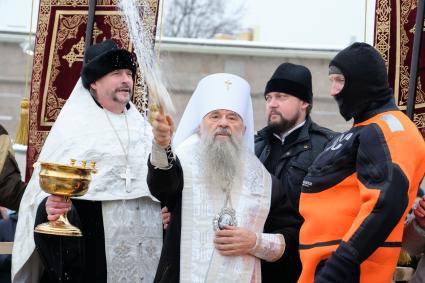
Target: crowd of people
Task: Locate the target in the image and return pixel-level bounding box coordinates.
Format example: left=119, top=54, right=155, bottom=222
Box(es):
left=0, top=39, right=425, bottom=283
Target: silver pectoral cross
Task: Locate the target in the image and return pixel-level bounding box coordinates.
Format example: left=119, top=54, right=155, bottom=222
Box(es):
left=120, top=166, right=136, bottom=192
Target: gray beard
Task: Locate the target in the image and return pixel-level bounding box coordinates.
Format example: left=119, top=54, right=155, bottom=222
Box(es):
left=198, top=132, right=245, bottom=191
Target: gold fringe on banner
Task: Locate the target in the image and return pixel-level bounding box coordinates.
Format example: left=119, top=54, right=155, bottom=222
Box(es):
left=14, top=98, right=29, bottom=145
left=15, top=0, right=35, bottom=145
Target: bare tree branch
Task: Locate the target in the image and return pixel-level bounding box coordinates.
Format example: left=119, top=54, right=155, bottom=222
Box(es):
left=163, top=0, right=246, bottom=38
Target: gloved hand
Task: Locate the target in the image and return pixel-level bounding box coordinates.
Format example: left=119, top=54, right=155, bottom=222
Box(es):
left=315, top=242, right=360, bottom=283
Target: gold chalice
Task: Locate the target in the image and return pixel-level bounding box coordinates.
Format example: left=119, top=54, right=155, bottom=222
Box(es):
left=34, top=159, right=96, bottom=237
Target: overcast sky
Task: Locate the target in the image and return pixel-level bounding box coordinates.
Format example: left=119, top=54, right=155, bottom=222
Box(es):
left=241, top=0, right=376, bottom=48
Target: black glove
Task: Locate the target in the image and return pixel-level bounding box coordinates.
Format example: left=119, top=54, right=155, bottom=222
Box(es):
left=314, top=242, right=360, bottom=283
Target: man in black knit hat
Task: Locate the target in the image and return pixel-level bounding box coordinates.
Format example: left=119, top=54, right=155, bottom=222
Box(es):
left=256, top=62, right=335, bottom=209
left=298, top=42, right=425, bottom=283
left=255, top=62, right=336, bottom=282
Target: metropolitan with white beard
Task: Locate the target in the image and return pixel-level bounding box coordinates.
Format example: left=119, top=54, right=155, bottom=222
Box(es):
left=147, top=73, right=303, bottom=283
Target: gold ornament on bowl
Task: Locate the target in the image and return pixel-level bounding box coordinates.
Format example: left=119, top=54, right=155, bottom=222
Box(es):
left=34, top=159, right=97, bottom=237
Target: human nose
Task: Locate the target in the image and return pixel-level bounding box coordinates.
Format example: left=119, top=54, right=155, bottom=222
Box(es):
left=330, top=82, right=340, bottom=97
left=217, top=116, right=230, bottom=127
left=267, top=96, right=278, bottom=107
left=122, top=72, right=133, bottom=84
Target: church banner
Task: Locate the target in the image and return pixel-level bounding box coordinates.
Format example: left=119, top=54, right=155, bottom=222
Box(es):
left=26, top=0, right=160, bottom=179
left=374, top=0, right=425, bottom=139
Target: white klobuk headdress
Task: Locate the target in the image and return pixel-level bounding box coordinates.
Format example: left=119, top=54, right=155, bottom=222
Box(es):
left=173, top=73, right=254, bottom=151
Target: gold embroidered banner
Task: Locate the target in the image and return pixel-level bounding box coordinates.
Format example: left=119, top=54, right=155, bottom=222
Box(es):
left=26, top=0, right=160, bottom=180
left=374, top=0, right=425, bottom=138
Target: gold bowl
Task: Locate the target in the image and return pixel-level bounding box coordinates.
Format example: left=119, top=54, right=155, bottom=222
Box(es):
left=35, top=160, right=96, bottom=237
left=39, top=162, right=94, bottom=197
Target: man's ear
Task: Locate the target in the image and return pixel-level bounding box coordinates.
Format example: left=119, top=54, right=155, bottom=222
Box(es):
left=243, top=125, right=246, bottom=135
left=90, top=81, right=97, bottom=91
left=301, top=101, right=309, bottom=111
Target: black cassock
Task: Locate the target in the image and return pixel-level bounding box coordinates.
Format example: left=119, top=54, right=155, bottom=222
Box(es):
left=34, top=199, right=107, bottom=283
left=147, top=157, right=303, bottom=283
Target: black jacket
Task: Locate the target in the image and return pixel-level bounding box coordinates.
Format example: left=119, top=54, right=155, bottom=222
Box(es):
left=255, top=116, right=336, bottom=209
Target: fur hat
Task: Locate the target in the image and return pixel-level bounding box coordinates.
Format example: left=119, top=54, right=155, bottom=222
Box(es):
left=81, top=39, right=137, bottom=89
left=264, top=62, right=313, bottom=103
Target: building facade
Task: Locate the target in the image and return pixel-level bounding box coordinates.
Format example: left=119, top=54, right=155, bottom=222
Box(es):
left=0, top=36, right=349, bottom=140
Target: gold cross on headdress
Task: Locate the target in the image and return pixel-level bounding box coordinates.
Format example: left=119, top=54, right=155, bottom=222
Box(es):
left=224, top=80, right=232, bottom=90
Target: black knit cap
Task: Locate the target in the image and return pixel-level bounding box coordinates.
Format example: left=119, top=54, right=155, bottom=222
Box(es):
left=329, top=42, right=392, bottom=121
left=264, top=63, right=313, bottom=103
left=81, top=39, right=137, bottom=89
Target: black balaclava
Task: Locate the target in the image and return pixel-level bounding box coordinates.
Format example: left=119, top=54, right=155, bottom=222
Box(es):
left=329, top=42, right=393, bottom=121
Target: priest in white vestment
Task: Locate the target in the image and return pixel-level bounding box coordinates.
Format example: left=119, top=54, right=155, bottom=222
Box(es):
left=147, top=73, right=303, bottom=282
left=12, top=39, right=162, bottom=283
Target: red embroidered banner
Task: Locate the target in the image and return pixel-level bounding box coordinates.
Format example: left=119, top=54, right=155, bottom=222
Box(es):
left=26, top=0, right=160, bottom=180
left=374, top=0, right=425, bottom=139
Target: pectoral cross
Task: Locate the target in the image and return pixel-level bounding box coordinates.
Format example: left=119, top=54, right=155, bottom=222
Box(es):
left=120, top=166, right=136, bottom=192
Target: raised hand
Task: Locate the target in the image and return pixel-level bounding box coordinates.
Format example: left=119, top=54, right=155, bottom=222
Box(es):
left=414, top=195, right=425, bottom=228
left=152, top=112, right=175, bottom=149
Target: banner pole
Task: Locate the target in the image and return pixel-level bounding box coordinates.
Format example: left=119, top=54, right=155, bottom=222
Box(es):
left=406, top=0, right=425, bottom=120
left=84, top=0, right=97, bottom=62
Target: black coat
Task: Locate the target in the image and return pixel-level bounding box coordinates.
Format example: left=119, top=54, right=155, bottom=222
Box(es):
left=0, top=125, right=26, bottom=211
left=255, top=117, right=336, bottom=209
left=147, top=156, right=303, bottom=283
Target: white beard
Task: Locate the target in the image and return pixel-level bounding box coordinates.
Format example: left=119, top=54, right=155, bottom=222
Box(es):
left=198, top=130, right=245, bottom=191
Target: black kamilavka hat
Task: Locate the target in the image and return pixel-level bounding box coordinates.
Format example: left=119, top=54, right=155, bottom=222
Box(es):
left=265, top=62, right=313, bottom=103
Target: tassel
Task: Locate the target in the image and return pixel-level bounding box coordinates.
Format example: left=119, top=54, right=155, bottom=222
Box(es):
left=397, top=249, right=412, bottom=266
left=14, top=98, right=29, bottom=145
